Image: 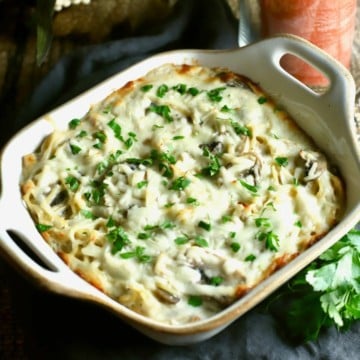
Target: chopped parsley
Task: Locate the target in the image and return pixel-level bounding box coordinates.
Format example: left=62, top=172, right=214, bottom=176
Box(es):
left=207, top=87, right=226, bottom=102
left=174, top=236, right=189, bottom=245
left=120, top=246, right=152, bottom=263
left=156, top=84, right=169, bottom=98
left=198, top=220, right=211, bottom=231
left=186, top=197, right=198, bottom=205
left=221, top=215, right=233, bottom=223
left=141, top=84, right=153, bottom=92
left=69, top=143, right=82, bottom=155
left=275, top=156, right=289, bottom=167
left=230, top=242, right=241, bottom=253
left=93, top=131, right=107, bottom=149
left=210, top=276, right=224, bottom=286
left=231, top=120, right=252, bottom=137
left=65, top=176, right=80, bottom=192
left=76, top=130, right=88, bottom=138
left=136, top=180, right=148, bottom=189
left=137, top=232, right=151, bottom=240
left=106, top=226, right=130, bottom=254
left=80, top=209, right=95, bottom=219
left=68, top=118, right=81, bottom=129
left=173, top=83, right=187, bottom=94
left=169, top=176, right=190, bottom=191
left=294, top=220, right=303, bottom=228
left=201, top=146, right=222, bottom=177
left=188, top=295, right=203, bottom=307
left=258, top=96, right=268, bottom=104
left=245, top=254, right=256, bottom=261
left=36, top=223, right=52, bottom=232
left=239, top=179, right=258, bottom=193
left=187, top=87, right=200, bottom=96
left=148, top=104, right=173, bottom=122
left=221, top=105, right=232, bottom=112
left=257, top=230, right=280, bottom=252
left=107, top=119, right=122, bottom=140
left=255, top=217, right=272, bottom=228
left=194, top=236, right=209, bottom=247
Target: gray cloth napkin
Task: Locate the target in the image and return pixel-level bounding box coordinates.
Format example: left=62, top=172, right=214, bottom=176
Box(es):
left=7, top=0, right=360, bottom=358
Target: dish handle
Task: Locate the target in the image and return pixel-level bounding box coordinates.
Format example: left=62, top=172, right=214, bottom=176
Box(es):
left=0, top=227, right=92, bottom=298
left=249, top=34, right=359, bottom=158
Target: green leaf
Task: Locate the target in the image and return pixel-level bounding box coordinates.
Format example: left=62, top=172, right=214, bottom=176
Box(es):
left=36, top=0, right=56, bottom=66
left=36, top=223, right=52, bottom=232
left=169, top=176, right=190, bottom=191
left=239, top=179, right=258, bottom=193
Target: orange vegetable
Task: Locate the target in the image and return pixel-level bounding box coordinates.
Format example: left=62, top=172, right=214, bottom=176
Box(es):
left=260, top=0, right=357, bottom=86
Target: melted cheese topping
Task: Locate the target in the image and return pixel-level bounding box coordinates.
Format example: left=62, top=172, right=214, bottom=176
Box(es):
left=21, top=64, right=345, bottom=324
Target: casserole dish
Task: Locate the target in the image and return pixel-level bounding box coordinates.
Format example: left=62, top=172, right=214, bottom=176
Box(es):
left=0, top=35, right=359, bottom=345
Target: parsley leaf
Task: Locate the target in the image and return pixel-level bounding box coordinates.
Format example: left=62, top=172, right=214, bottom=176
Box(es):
left=169, top=176, right=190, bottom=191
left=265, top=228, right=360, bottom=344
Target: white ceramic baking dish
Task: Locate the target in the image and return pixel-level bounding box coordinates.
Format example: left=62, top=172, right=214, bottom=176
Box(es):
left=1, top=35, right=359, bottom=345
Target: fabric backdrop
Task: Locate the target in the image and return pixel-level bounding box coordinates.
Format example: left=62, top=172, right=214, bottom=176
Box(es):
left=3, top=0, right=360, bottom=359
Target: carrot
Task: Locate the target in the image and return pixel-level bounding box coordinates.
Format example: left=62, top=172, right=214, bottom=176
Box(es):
left=260, top=0, right=357, bottom=86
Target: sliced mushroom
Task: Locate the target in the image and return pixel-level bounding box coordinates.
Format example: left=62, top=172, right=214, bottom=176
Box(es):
left=225, top=152, right=262, bottom=185
left=199, top=141, right=224, bottom=155
left=50, top=189, right=68, bottom=207
left=153, top=287, right=180, bottom=305
left=299, top=149, right=327, bottom=182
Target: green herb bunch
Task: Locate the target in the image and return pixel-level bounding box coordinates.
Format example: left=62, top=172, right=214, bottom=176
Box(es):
left=265, top=228, right=360, bottom=344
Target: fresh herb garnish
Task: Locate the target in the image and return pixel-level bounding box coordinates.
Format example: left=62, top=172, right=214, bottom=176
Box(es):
left=156, top=84, right=169, bottom=98
left=221, top=105, right=232, bottom=112
left=65, top=176, right=80, bottom=192
left=258, top=96, right=268, bottom=104
left=186, top=197, right=198, bottom=205
left=106, top=226, right=130, bottom=254
left=257, top=230, right=279, bottom=251
left=295, top=220, right=303, bottom=228
left=239, top=179, right=258, bottom=193
left=207, top=87, right=226, bottom=102
left=81, top=209, right=95, bottom=219
left=187, top=87, right=200, bottom=96
left=231, top=120, right=252, bottom=137
left=230, top=242, right=241, bottom=253
left=210, top=276, right=224, bottom=286
left=107, top=118, right=122, bottom=140
left=120, top=246, right=152, bottom=263
left=245, top=254, right=256, bottom=261
left=77, top=130, right=88, bottom=138
left=148, top=104, right=173, bottom=122
left=255, top=217, right=272, bottom=228
left=136, top=180, right=148, bottom=189
left=141, top=84, right=153, bottom=92
left=198, top=220, right=211, bottom=231
left=69, top=143, right=82, bottom=155
left=173, top=83, right=187, bottom=94
left=68, top=118, right=81, bottom=129
left=275, top=156, right=289, bottom=167
left=194, top=236, right=209, bottom=247
left=265, top=229, right=360, bottom=344
left=201, top=146, right=222, bottom=177
left=221, top=215, right=233, bottom=223
left=188, top=295, right=203, bottom=307
left=169, top=176, right=190, bottom=191
left=36, top=223, right=52, bottom=232
left=174, top=236, right=189, bottom=245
